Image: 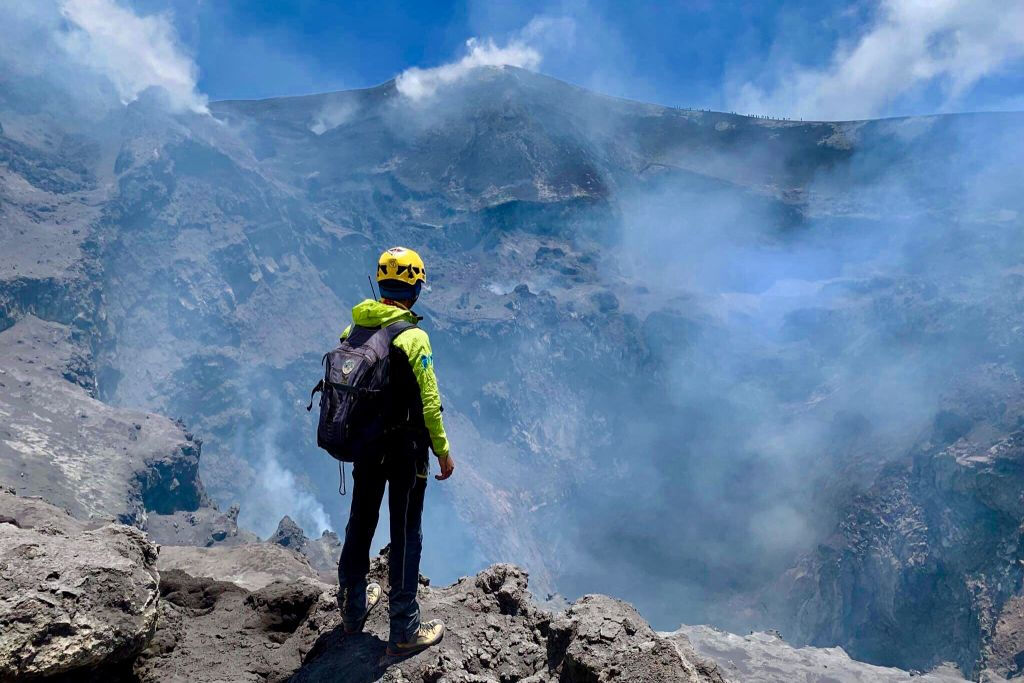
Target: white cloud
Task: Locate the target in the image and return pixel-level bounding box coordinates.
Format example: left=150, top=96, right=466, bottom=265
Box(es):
left=395, top=33, right=544, bottom=100
left=58, top=0, right=208, bottom=114
left=730, top=0, right=1024, bottom=120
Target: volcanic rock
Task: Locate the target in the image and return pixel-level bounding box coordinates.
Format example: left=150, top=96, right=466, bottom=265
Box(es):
left=671, top=625, right=969, bottom=682
left=0, top=316, right=209, bottom=525
left=291, top=560, right=725, bottom=683
left=0, top=490, right=159, bottom=680
left=156, top=542, right=324, bottom=591
left=267, top=514, right=342, bottom=576
left=145, top=503, right=259, bottom=548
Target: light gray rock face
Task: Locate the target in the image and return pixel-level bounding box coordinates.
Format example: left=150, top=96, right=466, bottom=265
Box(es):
left=0, top=114, right=106, bottom=336
left=0, top=316, right=209, bottom=525
left=0, top=490, right=160, bottom=681
left=144, top=504, right=259, bottom=548
left=671, top=625, right=969, bottom=683
left=157, top=542, right=323, bottom=591
left=552, top=594, right=726, bottom=683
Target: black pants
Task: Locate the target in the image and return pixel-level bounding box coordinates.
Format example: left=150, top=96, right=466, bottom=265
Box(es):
left=337, top=440, right=428, bottom=643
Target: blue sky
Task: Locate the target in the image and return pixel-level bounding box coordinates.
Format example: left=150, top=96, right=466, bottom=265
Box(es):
left=86, top=0, right=1024, bottom=119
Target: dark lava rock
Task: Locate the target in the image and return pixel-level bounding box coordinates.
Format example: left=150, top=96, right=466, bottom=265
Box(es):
left=268, top=515, right=307, bottom=552
left=775, top=369, right=1024, bottom=679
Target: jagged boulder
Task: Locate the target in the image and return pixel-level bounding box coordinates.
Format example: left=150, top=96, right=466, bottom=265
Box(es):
left=267, top=514, right=342, bottom=576
left=0, top=490, right=160, bottom=680
left=268, top=514, right=307, bottom=552
left=552, top=595, right=725, bottom=683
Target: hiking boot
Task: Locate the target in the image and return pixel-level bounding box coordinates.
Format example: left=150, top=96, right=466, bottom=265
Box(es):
left=386, top=619, right=445, bottom=656
left=343, top=582, right=382, bottom=635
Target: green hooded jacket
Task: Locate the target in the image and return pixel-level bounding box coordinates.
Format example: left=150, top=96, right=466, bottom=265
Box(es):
left=340, top=299, right=450, bottom=458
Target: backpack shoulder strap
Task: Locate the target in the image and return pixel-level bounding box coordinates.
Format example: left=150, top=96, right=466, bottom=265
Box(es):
left=384, top=320, right=416, bottom=344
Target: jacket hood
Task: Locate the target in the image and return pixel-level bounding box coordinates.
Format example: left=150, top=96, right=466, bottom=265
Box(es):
left=350, top=299, right=419, bottom=328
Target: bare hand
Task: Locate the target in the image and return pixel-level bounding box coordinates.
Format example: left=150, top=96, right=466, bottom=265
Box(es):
left=435, top=453, right=455, bottom=480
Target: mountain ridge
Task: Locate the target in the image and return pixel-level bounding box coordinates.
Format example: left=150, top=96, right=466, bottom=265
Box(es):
left=209, top=65, right=1024, bottom=126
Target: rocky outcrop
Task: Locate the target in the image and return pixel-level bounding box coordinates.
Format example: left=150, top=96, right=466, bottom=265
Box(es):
left=268, top=514, right=342, bottom=576
left=134, top=570, right=328, bottom=683
left=112, top=543, right=725, bottom=682
left=0, top=486, right=963, bottom=682
left=552, top=594, right=725, bottom=683
left=0, top=317, right=209, bottom=525
left=141, top=548, right=719, bottom=681
left=157, top=542, right=324, bottom=591
left=145, top=504, right=259, bottom=548
left=0, top=489, right=160, bottom=681
left=291, top=559, right=725, bottom=683
left=671, top=626, right=969, bottom=682
left=267, top=514, right=307, bottom=551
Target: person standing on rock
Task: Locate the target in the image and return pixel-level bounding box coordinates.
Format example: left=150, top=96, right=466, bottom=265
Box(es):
left=334, top=246, right=455, bottom=656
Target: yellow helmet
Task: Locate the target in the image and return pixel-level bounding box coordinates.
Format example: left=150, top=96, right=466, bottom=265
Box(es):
left=376, top=246, right=426, bottom=285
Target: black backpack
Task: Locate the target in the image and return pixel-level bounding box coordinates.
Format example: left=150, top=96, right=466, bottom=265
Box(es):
left=306, top=321, right=415, bottom=463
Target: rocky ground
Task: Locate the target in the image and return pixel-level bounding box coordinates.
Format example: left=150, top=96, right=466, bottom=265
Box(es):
left=1, top=476, right=978, bottom=681
left=1, top=487, right=729, bottom=682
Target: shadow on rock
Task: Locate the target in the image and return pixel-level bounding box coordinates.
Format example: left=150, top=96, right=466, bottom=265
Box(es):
left=294, top=627, right=393, bottom=682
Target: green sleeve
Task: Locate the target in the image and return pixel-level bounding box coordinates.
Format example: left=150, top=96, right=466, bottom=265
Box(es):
left=392, top=327, right=450, bottom=457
